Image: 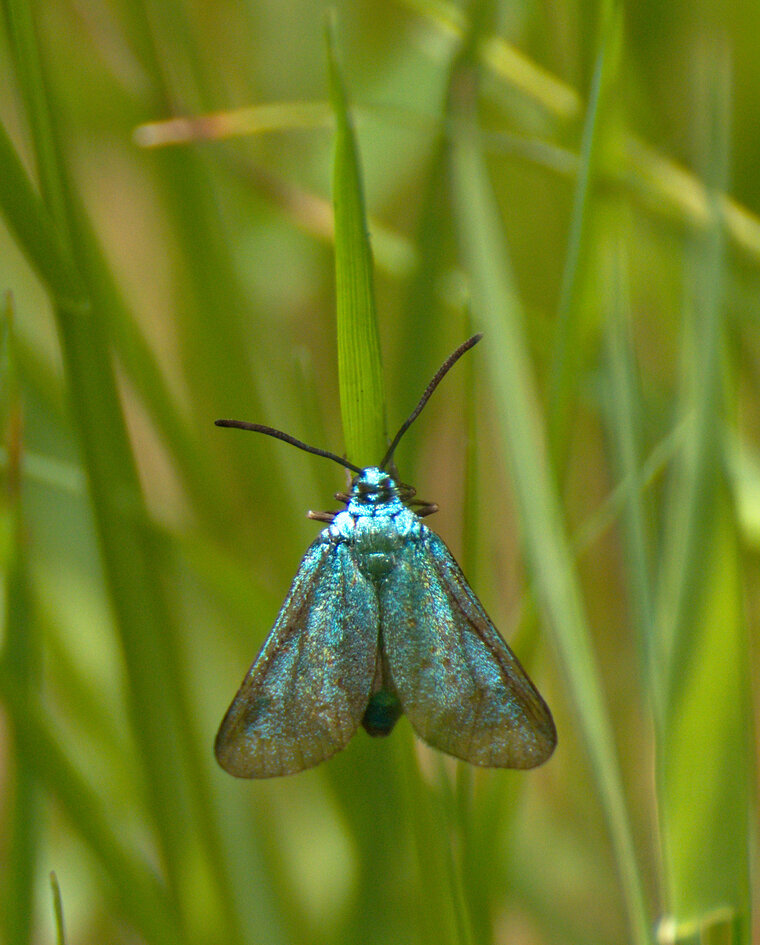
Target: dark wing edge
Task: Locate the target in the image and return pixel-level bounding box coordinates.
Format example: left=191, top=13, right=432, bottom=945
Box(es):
left=430, top=530, right=557, bottom=768
left=215, top=537, right=379, bottom=777
left=383, top=528, right=556, bottom=769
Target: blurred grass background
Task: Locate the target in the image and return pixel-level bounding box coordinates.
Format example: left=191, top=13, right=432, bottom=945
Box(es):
left=0, top=0, right=757, bottom=944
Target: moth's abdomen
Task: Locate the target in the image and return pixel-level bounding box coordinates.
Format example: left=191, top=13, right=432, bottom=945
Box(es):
left=362, top=690, right=402, bottom=737
left=359, top=550, right=396, bottom=577
left=352, top=515, right=407, bottom=578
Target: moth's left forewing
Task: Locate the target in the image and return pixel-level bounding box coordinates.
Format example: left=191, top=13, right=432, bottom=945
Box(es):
left=215, top=537, right=379, bottom=777
left=382, top=527, right=556, bottom=769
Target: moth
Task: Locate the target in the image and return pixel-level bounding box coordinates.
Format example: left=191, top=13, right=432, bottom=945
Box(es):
left=215, top=335, right=556, bottom=777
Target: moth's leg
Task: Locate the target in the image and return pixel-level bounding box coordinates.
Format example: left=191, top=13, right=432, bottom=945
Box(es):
left=413, top=502, right=439, bottom=517
left=308, top=510, right=338, bottom=523
left=397, top=483, right=417, bottom=500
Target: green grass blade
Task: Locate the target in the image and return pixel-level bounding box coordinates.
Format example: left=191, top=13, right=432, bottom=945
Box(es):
left=405, top=0, right=760, bottom=267
left=49, top=874, right=66, bottom=945
left=654, top=56, right=752, bottom=943
left=0, top=122, right=86, bottom=310
left=448, top=59, right=651, bottom=945
left=548, top=3, right=622, bottom=473
left=326, top=13, right=387, bottom=466
left=1, top=296, right=39, bottom=945
left=602, top=233, right=658, bottom=712
left=125, top=0, right=290, bottom=560
left=1, top=4, right=243, bottom=937
left=396, top=747, right=462, bottom=945
left=399, top=0, right=581, bottom=121
left=0, top=111, right=236, bottom=541
left=325, top=30, right=472, bottom=945
left=55, top=197, right=232, bottom=537
left=572, top=419, right=687, bottom=561
left=0, top=666, right=182, bottom=943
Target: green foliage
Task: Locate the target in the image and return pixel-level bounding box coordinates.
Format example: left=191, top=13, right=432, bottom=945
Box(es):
left=0, top=2, right=756, bottom=945
left=326, top=13, right=387, bottom=467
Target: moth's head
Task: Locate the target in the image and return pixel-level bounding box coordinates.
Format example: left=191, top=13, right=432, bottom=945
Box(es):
left=351, top=467, right=397, bottom=504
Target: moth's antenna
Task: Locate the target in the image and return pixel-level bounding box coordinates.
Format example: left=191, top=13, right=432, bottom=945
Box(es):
left=380, top=333, right=482, bottom=470
left=215, top=420, right=363, bottom=475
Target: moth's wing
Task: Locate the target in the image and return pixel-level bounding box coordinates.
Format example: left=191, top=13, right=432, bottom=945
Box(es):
left=382, top=528, right=556, bottom=768
left=215, top=537, right=378, bottom=777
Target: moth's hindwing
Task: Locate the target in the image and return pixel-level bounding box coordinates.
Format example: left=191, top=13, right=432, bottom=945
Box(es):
left=382, top=527, right=556, bottom=768
left=215, top=537, right=378, bottom=777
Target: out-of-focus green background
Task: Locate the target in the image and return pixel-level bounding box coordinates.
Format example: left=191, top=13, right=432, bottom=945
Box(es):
left=0, top=1, right=757, bottom=944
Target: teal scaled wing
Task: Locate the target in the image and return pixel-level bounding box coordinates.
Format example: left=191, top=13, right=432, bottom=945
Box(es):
left=382, top=528, right=556, bottom=768
left=215, top=537, right=379, bottom=777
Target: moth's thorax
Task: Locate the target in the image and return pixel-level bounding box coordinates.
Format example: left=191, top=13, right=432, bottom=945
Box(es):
left=328, top=467, right=421, bottom=578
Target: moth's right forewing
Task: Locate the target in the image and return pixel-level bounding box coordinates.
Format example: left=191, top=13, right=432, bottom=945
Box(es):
left=215, top=537, right=378, bottom=777
left=383, top=529, right=556, bottom=769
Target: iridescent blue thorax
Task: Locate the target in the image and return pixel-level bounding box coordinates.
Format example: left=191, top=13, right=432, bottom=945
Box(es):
left=327, top=467, right=421, bottom=580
